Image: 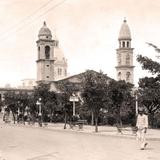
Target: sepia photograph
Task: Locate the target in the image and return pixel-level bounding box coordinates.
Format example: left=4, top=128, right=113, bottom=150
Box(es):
left=0, top=0, right=160, bottom=159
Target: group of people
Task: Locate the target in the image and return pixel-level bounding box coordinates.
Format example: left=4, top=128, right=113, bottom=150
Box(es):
left=1, top=105, right=36, bottom=125
left=1, top=104, right=149, bottom=150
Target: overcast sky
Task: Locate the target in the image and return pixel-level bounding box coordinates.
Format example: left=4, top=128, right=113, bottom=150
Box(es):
left=0, top=0, right=160, bottom=87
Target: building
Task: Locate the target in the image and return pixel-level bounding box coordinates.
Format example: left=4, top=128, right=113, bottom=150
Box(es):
left=36, top=22, right=68, bottom=83
left=0, top=20, right=134, bottom=101
left=20, top=79, right=36, bottom=89
left=116, top=19, right=134, bottom=84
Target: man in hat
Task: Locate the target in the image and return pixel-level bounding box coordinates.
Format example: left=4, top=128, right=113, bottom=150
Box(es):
left=136, top=107, right=148, bottom=150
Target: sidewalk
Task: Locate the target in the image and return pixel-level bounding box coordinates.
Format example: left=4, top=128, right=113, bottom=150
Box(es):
left=43, top=123, right=160, bottom=141
left=2, top=120, right=160, bottom=141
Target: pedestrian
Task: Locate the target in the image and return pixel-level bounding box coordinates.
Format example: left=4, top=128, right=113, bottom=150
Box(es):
left=136, top=107, right=148, bottom=150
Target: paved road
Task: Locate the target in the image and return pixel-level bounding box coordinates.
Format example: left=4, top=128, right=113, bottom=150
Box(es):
left=0, top=124, right=160, bottom=160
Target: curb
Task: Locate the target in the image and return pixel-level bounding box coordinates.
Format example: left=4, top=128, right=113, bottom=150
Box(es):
left=3, top=122, right=160, bottom=141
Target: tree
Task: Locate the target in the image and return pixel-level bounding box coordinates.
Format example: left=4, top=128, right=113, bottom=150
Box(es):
left=56, top=80, right=80, bottom=128
left=137, top=43, right=160, bottom=127
left=4, top=91, right=32, bottom=124
left=108, top=80, right=134, bottom=126
left=81, top=70, right=110, bottom=132
left=34, top=83, right=58, bottom=122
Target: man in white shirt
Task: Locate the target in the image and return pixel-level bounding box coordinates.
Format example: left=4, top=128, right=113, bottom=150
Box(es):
left=136, top=107, right=148, bottom=150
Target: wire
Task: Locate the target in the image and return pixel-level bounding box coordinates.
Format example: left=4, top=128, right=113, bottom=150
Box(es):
left=0, top=0, right=67, bottom=42
left=3, top=0, right=55, bottom=35
left=15, top=0, right=67, bottom=34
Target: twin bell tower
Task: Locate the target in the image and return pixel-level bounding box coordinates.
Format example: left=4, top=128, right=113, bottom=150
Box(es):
left=36, top=20, right=134, bottom=85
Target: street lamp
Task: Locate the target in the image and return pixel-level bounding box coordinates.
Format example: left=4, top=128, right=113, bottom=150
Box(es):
left=36, top=98, right=42, bottom=126
left=36, top=98, right=42, bottom=116
left=17, top=101, right=21, bottom=124
left=132, top=88, right=139, bottom=116
left=135, top=92, right=138, bottom=116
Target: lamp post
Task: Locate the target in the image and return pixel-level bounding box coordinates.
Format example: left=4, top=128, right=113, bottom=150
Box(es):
left=132, top=88, right=139, bottom=116
left=135, top=92, right=138, bottom=116
left=17, top=101, right=20, bottom=124
left=36, top=98, right=42, bottom=127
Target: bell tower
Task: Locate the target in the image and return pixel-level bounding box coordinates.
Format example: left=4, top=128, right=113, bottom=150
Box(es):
left=116, top=19, right=134, bottom=84
left=36, top=22, right=55, bottom=83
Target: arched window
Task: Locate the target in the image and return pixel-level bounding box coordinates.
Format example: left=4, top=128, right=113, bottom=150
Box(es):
left=126, top=53, right=130, bottom=65
left=126, top=72, right=130, bottom=81
left=127, top=41, right=130, bottom=48
left=122, top=41, right=125, bottom=48
left=58, top=68, right=62, bottom=75
left=45, top=46, right=50, bottom=59
left=38, top=46, right=40, bottom=59
left=118, top=72, right=121, bottom=80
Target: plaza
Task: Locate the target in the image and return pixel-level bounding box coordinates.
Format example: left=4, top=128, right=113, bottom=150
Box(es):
left=0, top=120, right=160, bottom=160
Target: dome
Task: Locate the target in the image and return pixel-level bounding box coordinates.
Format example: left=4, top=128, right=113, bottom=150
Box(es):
left=118, top=19, right=131, bottom=40
left=54, top=47, right=67, bottom=64
left=38, top=21, right=52, bottom=39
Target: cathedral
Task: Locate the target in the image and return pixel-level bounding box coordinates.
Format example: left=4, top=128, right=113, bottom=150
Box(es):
left=116, top=19, right=134, bottom=84
left=36, top=20, right=135, bottom=85
left=36, top=22, right=68, bottom=83
left=0, top=19, right=135, bottom=100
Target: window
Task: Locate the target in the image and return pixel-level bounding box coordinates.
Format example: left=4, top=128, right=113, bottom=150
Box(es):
left=58, top=68, right=62, bottom=75
left=45, top=46, right=50, bottom=59
left=126, top=54, right=130, bottom=65
left=65, top=69, right=67, bottom=76
left=46, top=65, right=49, bottom=67
left=127, top=41, right=129, bottom=48
left=54, top=41, right=59, bottom=47
left=38, top=46, right=40, bottom=59
left=46, top=76, right=49, bottom=78
left=122, top=41, right=125, bottom=48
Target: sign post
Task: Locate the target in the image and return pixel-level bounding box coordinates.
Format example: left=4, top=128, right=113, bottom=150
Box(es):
left=69, top=94, right=79, bottom=116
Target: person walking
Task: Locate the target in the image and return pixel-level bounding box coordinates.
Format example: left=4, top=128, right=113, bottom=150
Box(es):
left=136, top=107, right=148, bottom=150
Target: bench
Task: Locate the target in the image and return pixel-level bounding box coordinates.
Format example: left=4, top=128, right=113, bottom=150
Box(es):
left=116, top=126, right=137, bottom=135
left=71, top=120, right=88, bottom=130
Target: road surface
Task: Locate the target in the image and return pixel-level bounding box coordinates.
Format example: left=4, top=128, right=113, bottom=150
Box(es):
left=0, top=124, right=160, bottom=160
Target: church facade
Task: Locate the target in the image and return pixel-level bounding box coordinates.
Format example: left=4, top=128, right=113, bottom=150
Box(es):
left=115, top=19, right=134, bottom=84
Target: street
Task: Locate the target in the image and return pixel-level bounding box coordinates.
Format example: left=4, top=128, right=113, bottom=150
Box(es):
left=0, top=123, right=160, bottom=160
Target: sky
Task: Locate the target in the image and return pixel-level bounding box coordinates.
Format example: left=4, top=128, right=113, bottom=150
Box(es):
left=0, top=0, right=160, bottom=87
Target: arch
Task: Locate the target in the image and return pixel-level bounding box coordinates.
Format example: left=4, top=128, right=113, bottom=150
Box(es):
left=122, top=41, right=125, bottom=48
left=118, top=72, right=121, bottom=80
left=45, top=46, right=50, bottom=59
left=126, top=72, right=131, bottom=81
left=127, top=41, right=130, bottom=48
